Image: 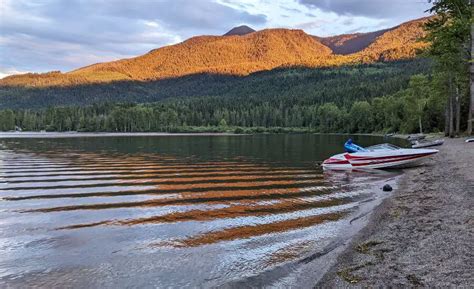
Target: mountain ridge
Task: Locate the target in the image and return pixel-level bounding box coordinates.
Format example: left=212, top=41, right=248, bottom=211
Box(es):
left=0, top=17, right=430, bottom=88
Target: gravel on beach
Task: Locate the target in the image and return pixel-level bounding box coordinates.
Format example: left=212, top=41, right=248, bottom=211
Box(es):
left=318, top=138, right=474, bottom=287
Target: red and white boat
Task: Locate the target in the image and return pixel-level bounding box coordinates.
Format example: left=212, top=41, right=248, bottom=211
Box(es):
left=322, top=143, right=438, bottom=170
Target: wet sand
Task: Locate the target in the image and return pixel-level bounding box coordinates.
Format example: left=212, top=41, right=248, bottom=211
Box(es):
left=318, top=138, right=474, bottom=287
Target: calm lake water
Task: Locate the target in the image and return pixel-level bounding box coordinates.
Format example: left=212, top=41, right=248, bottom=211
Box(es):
left=0, top=134, right=405, bottom=288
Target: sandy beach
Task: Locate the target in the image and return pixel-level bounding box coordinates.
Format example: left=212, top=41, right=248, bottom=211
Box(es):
left=318, top=138, right=473, bottom=287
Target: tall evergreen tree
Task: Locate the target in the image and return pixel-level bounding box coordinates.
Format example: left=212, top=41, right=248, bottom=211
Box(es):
left=425, top=0, right=471, bottom=136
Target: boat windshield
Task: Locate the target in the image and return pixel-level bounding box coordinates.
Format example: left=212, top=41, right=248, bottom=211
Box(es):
left=366, top=143, right=401, bottom=151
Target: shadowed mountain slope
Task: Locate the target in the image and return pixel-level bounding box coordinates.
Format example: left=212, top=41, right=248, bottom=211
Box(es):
left=317, top=29, right=390, bottom=55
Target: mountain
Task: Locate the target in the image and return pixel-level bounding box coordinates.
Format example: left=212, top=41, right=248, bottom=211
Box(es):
left=350, top=18, right=431, bottom=62
left=224, top=25, right=256, bottom=36
left=317, top=29, right=389, bottom=55
left=0, top=17, right=430, bottom=88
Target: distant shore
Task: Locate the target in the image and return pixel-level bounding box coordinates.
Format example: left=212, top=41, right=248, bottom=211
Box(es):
left=318, top=138, right=473, bottom=287
left=0, top=131, right=244, bottom=138
left=0, top=130, right=416, bottom=139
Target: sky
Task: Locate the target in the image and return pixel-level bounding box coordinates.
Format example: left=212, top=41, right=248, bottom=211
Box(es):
left=0, top=0, right=432, bottom=78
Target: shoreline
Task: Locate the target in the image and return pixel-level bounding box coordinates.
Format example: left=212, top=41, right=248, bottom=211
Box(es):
left=0, top=131, right=414, bottom=139
left=317, top=138, right=473, bottom=287
left=0, top=131, right=244, bottom=138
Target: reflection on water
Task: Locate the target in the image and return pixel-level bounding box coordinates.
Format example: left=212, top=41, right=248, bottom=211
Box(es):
left=0, top=134, right=403, bottom=288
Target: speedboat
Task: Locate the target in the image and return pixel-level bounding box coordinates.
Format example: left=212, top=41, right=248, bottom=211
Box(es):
left=322, top=140, right=438, bottom=170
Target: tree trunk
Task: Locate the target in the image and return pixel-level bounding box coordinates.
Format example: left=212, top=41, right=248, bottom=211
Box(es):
left=456, top=86, right=461, bottom=136
left=448, top=76, right=455, bottom=137
left=450, top=93, right=455, bottom=138
left=470, top=90, right=474, bottom=134
left=445, top=77, right=450, bottom=136
left=445, top=102, right=450, bottom=136
left=469, top=0, right=474, bottom=134
left=419, top=116, right=423, bottom=135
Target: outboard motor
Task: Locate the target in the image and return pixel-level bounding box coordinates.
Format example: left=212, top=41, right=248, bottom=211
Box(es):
left=344, top=139, right=367, bottom=153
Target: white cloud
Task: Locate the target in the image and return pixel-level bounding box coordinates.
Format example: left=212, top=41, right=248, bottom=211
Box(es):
left=297, top=0, right=431, bottom=21
left=0, top=67, right=30, bottom=79
left=144, top=21, right=160, bottom=28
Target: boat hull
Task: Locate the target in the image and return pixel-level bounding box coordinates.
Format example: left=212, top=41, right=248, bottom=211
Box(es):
left=321, top=153, right=352, bottom=170
left=346, top=151, right=436, bottom=169
left=323, top=149, right=438, bottom=170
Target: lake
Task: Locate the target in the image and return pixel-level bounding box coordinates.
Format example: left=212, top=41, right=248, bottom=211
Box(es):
left=0, top=134, right=405, bottom=288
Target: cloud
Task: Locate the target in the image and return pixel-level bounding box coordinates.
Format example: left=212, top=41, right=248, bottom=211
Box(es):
left=0, top=0, right=266, bottom=73
left=298, top=0, right=431, bottom=20
left=90, top=0, right=266, bottom=33
left=279, top=6, right=302, bottom=14
left=341, top=18, right=355, bottom=26
left=296, top=20, right=329, bottom=30
left=0, top=67, right=30, bottom=79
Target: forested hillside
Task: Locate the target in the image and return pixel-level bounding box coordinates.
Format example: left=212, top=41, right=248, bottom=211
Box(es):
left=0, top=60, right=428, bottom=109
left=0, top=59, right=444, bottom=134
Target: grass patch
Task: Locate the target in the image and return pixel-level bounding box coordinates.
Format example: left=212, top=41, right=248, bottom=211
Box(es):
left=337, top=262, right=374, bottom=284
left=355, top=240, right=383, bottom=254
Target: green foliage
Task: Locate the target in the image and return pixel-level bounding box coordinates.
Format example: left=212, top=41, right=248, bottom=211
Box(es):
left=0, top=109, right=15, bottom=131
left=1, top=73, right=445, bottom=134
left=349, top=101, right=373, bottom=133
left=316, top=103, right=345, bottom=133
left=219, top=118, right=228, bottom=127
left=0, top=60, right=442, bottom=134
left=425, top=0, right=470, bottom=68
left=424, top=0, right=471, bottom=134
left=0, top=60, right=430, bottom=109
